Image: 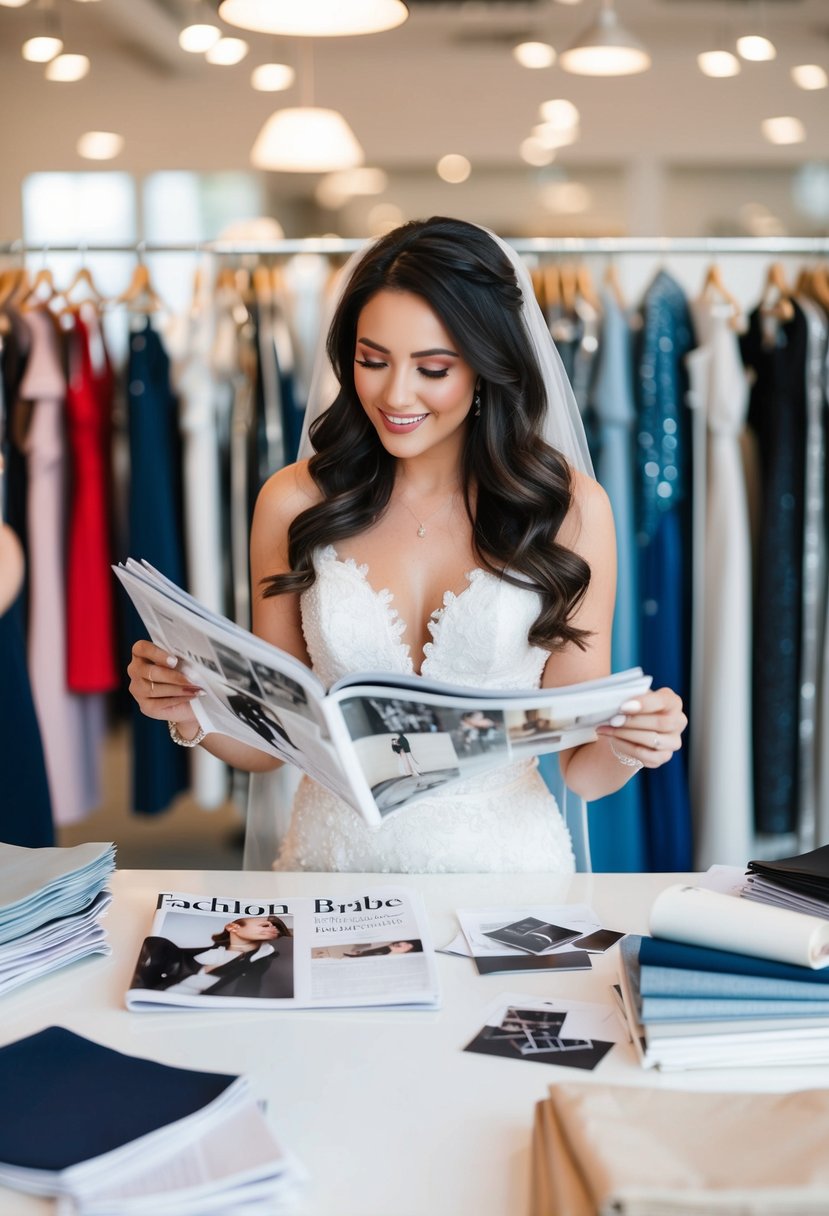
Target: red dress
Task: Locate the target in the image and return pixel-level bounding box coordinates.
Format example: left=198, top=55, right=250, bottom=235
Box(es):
left=65, top=310, right=119, bottom=691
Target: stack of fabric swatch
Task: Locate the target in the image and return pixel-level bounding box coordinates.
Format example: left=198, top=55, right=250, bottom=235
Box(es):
left=618, top=932, right=829, bottom=1071
left=743, top=844, right=829, bottom=918
left=0, top=1027, right=305, bottom=1214
left=0, top=840, right=115, bottom=996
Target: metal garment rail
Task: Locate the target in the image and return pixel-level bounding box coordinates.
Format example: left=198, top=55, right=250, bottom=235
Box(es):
left=2, top=237, right=829, bottom=256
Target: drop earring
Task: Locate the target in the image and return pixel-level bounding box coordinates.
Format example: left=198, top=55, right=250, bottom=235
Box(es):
left=473, top=387, right=482, bottom=417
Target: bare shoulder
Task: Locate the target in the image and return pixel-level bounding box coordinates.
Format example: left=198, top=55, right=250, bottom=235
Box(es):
left=251, top=460, right=323, bottom=570
left=558, top=469, right=614, bottom=559
left=254, top=459, right=322, bottom=529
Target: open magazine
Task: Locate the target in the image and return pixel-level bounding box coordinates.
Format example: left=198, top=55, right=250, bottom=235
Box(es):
left=126, top=886, right=439, bottom=1011
left=115, top=558, right=651, bottom=829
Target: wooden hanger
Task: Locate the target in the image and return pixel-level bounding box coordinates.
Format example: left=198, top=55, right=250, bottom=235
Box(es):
left=18, top=265, right=60, bottom=311
left=542, top=263, right=560, bottom=311
left=0, top=268, right=24, bottom=310
left=116, top=261, right=164, bottom=314
left=63, top=265, right=105, bottom=311
left=760, top=261, right=794, bottom=322
left=575, top=263, right=601, bottom=313
left=700, top=261, right=743, bottom=329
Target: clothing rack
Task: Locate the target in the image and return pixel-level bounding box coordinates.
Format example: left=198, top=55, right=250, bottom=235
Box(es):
left=2, top=237, right=829, bottom=257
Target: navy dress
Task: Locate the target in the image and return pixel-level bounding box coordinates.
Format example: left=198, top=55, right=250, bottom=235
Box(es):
left=741, top=303, right=808, bottom=837
left=635, top=272, right=695, bottom=871
left=124, top=320, right=187, bottom=814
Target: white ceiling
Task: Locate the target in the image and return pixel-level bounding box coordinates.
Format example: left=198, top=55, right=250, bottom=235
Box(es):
left=0, top=0, right=827, bottom=235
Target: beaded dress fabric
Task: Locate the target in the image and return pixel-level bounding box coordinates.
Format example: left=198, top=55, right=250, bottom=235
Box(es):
left=273, top=545, right=575, bottom=873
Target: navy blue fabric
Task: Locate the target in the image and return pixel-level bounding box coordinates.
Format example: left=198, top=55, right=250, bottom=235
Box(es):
left=124, top=321, right=187, bottom=814
left=638, top=934, right=829, bottom=984
left=0, top=1027, right=236, bottom=1171
left=635, top=272, right=695, bottom=871
left=0, top=596, right=53, bottom=846
left=741, top=304, right=808, bottom=836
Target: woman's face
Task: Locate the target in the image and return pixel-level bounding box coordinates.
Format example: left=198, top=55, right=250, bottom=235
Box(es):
left=388, top=941, right=414, bottom=953
left=353, top=289, right=477, bottom=463
left=229, top=917, right=280, bottom=943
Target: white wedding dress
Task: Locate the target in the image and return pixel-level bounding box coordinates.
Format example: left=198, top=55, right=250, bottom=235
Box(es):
left=273, top=545, right=575, bottom=873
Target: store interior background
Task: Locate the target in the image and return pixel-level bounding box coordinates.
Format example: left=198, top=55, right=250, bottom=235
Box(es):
left=2, top=0, right=828, bottom=868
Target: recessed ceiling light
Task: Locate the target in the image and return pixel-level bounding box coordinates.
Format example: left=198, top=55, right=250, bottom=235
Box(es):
left=77, top=131, right=124, bottom=160
left=792, top=64, right=828, bottom=91
left=761, top=115, right=805, bottom=145
left=436, top=154, right=471, bottom=184
left=512, top=41, right=556, bottom=69
left=45, top=53, right=90, bottom=81
left=736, top=35, right=776, bottom=62
left=368, top=202, right=406, bottom=236
left=538, top=98, right=579, bottom=129
left=697, top=50, right=740, bottom=78
left=22, top=35, right=63, bottom=62
left=251, top=62, right=295, bottom=91
left=179, top=23, right=222, bottom=52
left=205, top=37, right=249, bottom=65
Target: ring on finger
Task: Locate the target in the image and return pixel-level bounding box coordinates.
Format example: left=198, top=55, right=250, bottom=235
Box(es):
left=150, top=679, right=155, bottom=694
left=652, top=733, right=661, bottom=750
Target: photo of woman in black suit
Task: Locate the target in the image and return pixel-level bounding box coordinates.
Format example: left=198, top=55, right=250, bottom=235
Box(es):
left=131, top=914, right=294, bottom=999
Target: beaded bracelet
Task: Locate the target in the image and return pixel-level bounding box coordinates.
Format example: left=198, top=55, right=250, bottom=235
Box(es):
left=609, top=738, right=643, bottom=771
left=167, top=720, right=206, bottom=748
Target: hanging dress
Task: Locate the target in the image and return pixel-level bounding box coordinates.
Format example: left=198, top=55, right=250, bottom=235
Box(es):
left=686, top=300, right=753, bottom=868
left=125, top=317, right=188, bottom=814
left=64, top=310, right=119, bottom=693
left=741, top=302, right=808, bottom=839
left=19, top=308, right=101, bottom=825
left=635, top=271, right=695, bottom=871
left=583, top=288, right=645, bottom=872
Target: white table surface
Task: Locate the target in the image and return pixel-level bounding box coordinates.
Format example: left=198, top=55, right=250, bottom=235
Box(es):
left=4, top=868, right=828, bottom=1216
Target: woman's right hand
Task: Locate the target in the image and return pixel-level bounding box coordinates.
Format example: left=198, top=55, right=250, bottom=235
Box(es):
left=127, top=640, right=204, bottom=730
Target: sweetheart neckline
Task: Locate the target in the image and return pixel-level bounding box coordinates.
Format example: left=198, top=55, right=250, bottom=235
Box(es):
left=319, top=544, right=487, bottom=677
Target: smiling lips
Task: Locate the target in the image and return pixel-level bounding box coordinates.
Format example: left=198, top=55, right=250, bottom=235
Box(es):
left=379, top=410, right=429, bottom=433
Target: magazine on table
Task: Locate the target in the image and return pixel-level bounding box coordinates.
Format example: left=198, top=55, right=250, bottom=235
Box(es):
left=125, top=886, right=440, bottom=1012
left=115, top=558, right=651, bottom=829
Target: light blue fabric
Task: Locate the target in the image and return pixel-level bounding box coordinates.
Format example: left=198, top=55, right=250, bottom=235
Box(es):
left=585, top=291, right=645, bottom=872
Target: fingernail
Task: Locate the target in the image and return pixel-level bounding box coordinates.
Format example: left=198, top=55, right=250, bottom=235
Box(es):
left=609, top=714, right=626, bottom=727
left=197, top=690, right=207, bottom=697
left=166, top=656, right=179, bottom=668
left=620, top=700, right=641, bottom=712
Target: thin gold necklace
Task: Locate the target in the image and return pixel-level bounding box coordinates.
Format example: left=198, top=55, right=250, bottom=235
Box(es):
left=398, top=491, right=457, bottom=539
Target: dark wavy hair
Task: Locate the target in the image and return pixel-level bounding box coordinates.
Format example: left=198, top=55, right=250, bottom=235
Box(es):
left=211, top=915, right=292, bottom=947
left=263, top=216, right=590, bottom=651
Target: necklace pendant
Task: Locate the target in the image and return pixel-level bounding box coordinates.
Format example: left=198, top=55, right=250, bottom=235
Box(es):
left=417, top=524, right=426, bottom=538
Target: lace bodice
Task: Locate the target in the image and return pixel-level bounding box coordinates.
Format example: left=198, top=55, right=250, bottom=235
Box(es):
left=273, top=545, right=575, bottom=873
left=302, top=544, right=550, bottom=688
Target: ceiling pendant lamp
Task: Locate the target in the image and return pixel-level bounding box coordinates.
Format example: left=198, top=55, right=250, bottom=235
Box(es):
left=217, top=0, right=408, bottom=37
left=251, top=107, right=364, bottom=172
left=559, top=0, right=650, bottom=77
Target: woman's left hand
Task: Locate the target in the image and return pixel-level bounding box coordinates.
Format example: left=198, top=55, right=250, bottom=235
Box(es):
left=596, top=687, right=687, bottom=770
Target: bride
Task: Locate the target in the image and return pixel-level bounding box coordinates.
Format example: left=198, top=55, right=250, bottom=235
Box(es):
left=129, top=216, right=685, bottom=872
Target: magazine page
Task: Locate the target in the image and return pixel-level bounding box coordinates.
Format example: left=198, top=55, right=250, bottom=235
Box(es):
left=326, top=670, right=651, bottom=822
left=114, top=562, right=374, bottom=818
left=125, top=888, right=440, bottom=1011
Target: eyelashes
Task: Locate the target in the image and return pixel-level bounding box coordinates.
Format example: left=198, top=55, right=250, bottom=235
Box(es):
left=355, top=359, right=449, bottom=380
